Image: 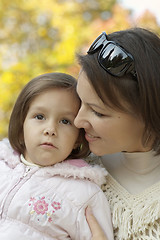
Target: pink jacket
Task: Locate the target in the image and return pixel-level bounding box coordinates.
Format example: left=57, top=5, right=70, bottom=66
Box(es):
left=0, top=138, right=114, bottom=240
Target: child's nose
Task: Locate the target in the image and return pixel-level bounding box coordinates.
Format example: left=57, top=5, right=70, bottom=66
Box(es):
left=43, top=127, right=56, bottom=136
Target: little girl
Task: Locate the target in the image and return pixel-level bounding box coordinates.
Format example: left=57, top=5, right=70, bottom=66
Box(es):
left=0, top=72, right=114, bottom=240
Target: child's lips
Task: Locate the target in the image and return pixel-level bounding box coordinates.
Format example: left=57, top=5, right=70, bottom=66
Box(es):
left=40, top=142, right=57, bottom=149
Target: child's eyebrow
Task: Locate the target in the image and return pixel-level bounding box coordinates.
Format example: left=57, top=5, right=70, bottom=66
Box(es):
left=30, top=106, right=77, bottom=118
left=29, top=106, right=46, bottom=112
left=61, top=111, right=77, bottom=118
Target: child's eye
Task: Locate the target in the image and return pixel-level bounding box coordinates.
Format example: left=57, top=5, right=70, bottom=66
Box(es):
left=35, top=114, right=45, bottom=120
left=60, top=119, right=71, bottom=125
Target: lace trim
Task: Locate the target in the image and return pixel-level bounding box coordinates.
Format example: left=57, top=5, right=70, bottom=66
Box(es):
left=102, top=175, right=160, bottom=239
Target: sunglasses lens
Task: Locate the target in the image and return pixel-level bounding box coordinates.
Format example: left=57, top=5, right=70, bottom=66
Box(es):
left=88, top=32, right=107, bottom=53
left=99, top=43, right=133, bottom=77
left=87, top=32, right=136, bottom=78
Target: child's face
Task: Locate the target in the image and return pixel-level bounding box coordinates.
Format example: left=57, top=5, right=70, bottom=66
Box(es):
left=23, top=88, right=80, bottom=166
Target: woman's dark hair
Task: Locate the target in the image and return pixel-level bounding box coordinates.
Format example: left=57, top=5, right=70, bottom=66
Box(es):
left=77, top=28, right=160, bottom=154
left=9, top=72, right=90, bottom=159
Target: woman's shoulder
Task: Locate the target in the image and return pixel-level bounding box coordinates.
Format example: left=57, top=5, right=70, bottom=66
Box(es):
left=103, top=174, right=160, bottom=239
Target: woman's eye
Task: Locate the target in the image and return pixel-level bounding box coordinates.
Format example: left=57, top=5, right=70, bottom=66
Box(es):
left=61, top=119, right=71, bottom=125
left=35, top=114, right=45, bottom=120
left=92, top=110, right=104, bottom=117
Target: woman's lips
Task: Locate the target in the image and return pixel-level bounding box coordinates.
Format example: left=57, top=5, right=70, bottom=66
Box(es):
left=85, top=133, right=100, bottom=142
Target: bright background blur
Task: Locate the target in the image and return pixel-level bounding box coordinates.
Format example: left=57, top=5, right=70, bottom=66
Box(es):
left=119, top=0, right=160, bottom=24
left=1, top=0, right=160, bottom=139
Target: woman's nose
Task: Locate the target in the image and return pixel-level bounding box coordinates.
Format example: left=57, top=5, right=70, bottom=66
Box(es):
left=74, top=108, right=90, bottom=129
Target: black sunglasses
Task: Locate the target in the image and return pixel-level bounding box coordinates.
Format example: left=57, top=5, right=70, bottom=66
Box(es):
left=87, top=31, right=137, bottom=78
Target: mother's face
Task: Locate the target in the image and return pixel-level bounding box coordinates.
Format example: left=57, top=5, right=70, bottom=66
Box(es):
left=74, top=70, right=148, bottom=155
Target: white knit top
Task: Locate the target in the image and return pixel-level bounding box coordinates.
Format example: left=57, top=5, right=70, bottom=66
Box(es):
left=87, top=151, right=160, bottom=239
left=102, top=174, right=160, bottom=239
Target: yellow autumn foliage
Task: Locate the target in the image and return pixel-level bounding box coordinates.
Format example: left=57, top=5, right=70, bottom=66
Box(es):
left=0, top=0, right=160, bottom=139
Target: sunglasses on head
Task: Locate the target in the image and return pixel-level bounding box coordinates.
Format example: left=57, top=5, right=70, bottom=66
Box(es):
left=87, top=31, right=137, bottom=79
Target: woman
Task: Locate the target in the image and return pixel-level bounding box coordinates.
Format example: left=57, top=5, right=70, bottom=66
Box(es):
left=74, top=28, right=160, bottom=239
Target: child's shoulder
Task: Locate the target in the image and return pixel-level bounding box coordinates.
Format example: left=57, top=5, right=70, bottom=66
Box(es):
left=0, top=138, right=20, bottom=168
left=39, top=158, right=108, bottom=206
left=43, top=158, right=108, bottom=187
